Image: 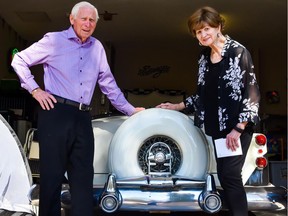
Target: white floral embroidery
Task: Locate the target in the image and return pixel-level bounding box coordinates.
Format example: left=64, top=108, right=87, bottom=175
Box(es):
left=223, top=54, right=245, bottom=101
left=198, top=55, right=207, bottom=86
left=193, top=94, right=199, bottom=102
left=185, top=95, right=200, bottom=113
left=249, top=72, right=257, bottom=85
left=239, top=98, right=259, bottom=122
left=218, top=107, right=228, bottom=130
left=199, top=111, right=205, bottom=121
left=231, top=40, right=242, bottom=48
left=222, top=36, right=240, bottom=54
left=198, top=111, right=205, bottom=128
left=186, top=97, right=193, bottom=106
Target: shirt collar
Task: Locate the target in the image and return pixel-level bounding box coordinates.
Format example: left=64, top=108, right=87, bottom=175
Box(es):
left=67, top=26, right=94, bottom=45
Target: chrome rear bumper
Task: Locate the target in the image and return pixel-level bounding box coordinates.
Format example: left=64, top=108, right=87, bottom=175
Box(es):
left=29, top=174, right=287, bottom=213
left=97, top=174, right=222, bottom=213
left=94, top=174, right=286, bottom=213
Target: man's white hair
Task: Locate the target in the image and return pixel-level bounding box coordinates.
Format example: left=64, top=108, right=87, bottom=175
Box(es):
left=71, top=1, right=99, bottom=21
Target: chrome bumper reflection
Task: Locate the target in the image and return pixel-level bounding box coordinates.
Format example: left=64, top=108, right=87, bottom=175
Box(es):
left=98, top=174, right=286, bottom=213
left=29, top=175, right=287, bottom=213
left=99, top=174, right=221, bottom=213
left=246, top=185, right=287, bottom=211
left=113, top=187, right=286, bottom=212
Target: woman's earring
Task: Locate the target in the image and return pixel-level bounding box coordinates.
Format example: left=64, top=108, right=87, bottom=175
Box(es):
left=199, top=42, right=202, bottom=46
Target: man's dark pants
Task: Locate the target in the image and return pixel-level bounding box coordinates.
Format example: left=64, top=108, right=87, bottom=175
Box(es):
left=38, top=103, right=94, bottom=216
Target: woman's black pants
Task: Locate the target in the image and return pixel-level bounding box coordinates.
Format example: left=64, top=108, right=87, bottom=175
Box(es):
left=213, top=129, right=253, bottom=216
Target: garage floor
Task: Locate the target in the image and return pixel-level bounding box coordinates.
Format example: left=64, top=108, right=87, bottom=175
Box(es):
left=65, top=209, right=288, bottom=216
left=0, top=209, right=287, bottom=216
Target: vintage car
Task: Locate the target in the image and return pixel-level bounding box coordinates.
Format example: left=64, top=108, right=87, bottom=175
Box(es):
left=0, top=114, right=34, bottom=215
left=24, top=107, right=286, bottom=215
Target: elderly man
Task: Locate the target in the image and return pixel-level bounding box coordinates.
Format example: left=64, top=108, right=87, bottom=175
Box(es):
left=11, top=2, right=144, bottom=215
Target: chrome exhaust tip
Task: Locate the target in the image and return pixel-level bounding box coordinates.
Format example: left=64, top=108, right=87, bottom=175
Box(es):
left=100, top=173, right=122, bottom=213
left=100, top=194, right=121, bottom=213
left=198, top=174, right=222, bottom=213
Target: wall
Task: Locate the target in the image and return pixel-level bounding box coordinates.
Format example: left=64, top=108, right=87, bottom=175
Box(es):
left=258, top=45, right=287, bottom=116
left=114, top=40, right=199, bottom=96
left=113, top=40, right=287, bottom=116
left=0, top=19, right=286, bottom=117
left=0, top=18, right=26, bottom=81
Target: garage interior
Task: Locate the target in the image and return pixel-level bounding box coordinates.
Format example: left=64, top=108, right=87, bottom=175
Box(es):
left=0, top=1, right=286, bottom=214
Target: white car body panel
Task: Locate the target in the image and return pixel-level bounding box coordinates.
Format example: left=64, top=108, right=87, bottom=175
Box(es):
left=0, top=115, right=33, bottom=214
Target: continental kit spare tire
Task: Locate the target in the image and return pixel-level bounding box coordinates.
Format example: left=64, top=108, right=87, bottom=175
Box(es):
left=108, top=108, right=210, bottom=179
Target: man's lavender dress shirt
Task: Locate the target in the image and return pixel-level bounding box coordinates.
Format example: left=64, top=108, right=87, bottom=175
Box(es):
left=11, top=26, right=135, bottom=116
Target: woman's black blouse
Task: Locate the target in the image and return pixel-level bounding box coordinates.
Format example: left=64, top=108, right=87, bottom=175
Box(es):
left=185, top=35, right=260, bottom=133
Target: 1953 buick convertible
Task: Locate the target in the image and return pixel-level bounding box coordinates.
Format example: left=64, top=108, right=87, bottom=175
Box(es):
left=1, top=108, right=286, bottom=215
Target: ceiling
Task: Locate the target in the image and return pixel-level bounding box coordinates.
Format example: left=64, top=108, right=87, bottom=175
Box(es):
left=0, top=0, right=286, bottom=49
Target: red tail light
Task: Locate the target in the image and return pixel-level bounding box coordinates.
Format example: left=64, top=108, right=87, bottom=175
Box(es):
left=258, top=149, right=263, bottom=154
left=255, top=134, right=267, bottom=146
left=256, top=157, right=267, bottom=169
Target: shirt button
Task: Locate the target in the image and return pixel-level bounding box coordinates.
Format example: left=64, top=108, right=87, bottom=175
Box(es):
left=80, top=83, right=82, bottom=85
left=80, top=57, right=83, bottom=60
left=80, top=70, right=82, bottom=72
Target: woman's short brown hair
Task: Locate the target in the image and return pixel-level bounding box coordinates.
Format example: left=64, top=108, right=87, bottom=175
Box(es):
left=187, top=6, right=225, bottom=37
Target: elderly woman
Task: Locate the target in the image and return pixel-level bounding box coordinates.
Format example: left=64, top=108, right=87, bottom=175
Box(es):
left=157, top=6, right=260, bottom=216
